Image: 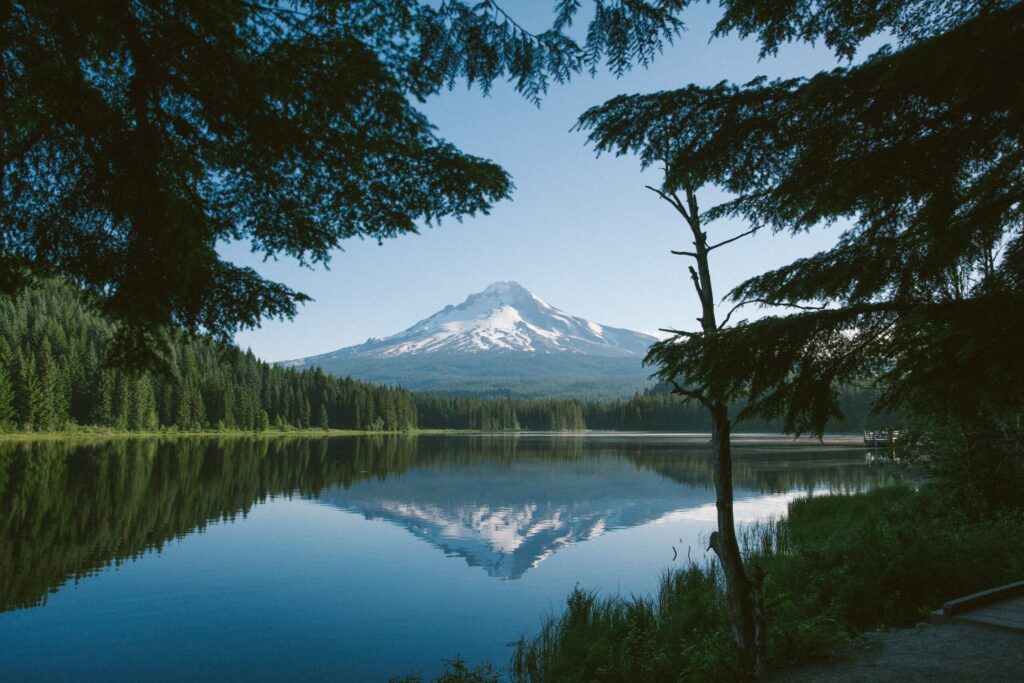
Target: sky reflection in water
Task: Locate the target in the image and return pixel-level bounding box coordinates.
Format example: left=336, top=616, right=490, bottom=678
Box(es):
left=0, top=434, right=899, bottom=681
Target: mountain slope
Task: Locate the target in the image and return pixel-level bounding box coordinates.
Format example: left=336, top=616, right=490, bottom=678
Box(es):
left=284, top=282, right=659, bottom=397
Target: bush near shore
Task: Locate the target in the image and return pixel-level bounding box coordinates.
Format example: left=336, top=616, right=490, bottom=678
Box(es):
left=511, top=485, right=1024, bottom=682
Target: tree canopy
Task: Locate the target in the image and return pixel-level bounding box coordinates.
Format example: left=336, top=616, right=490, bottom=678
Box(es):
left=578, top=1, right=1024, bottom=433
left=6, top=0, right=1014, bottom=378
left=0, top=0, right=690, bottom=370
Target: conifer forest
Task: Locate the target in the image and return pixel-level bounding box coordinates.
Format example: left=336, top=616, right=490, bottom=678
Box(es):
left=0, top=281, right=888, bottom=435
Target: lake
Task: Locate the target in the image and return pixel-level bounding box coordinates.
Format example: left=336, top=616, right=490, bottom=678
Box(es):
left=0, top=434, right=900, bottom=681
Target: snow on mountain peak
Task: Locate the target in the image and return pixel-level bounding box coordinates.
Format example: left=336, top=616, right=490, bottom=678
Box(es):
left=302, top=282, right=657, bottom=361
left=481, top=280, right=528, bottom=296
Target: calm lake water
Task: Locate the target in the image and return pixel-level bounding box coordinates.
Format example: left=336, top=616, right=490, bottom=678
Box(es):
left=0, top=434, right=899, bottom=682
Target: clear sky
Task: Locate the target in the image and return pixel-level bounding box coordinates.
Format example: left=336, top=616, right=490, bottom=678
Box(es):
left=225, top=3, right=884, bottom=362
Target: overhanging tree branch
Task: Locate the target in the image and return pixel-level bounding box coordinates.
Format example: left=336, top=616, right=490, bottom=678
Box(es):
left=718, top=298, right=827, bottom=330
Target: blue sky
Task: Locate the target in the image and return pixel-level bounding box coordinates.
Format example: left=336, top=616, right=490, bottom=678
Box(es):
left=225, top=3, right=883, bottom=362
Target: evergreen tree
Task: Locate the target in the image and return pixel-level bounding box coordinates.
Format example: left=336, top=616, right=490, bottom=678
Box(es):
left=1, top=0, right=687, bottom=370
left=40, top=354, right=67, bottom=430
left=131, top=376, right=159, bottom=431
left=301, top=398, right=312, bottom=430
left=579, top=2, right=1024, bottom=436
left=0, top=365, right=15, bottom=430
left=96, top=371, right=116, bottom=427
left=113, top=374, right=132, bottom=430
left=576, top=2, right=1024, bottom=673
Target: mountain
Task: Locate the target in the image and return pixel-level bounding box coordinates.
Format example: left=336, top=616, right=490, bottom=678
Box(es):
left=295, top=281, right=655, bottom=358
left=282, top=282, right=659, bottom=398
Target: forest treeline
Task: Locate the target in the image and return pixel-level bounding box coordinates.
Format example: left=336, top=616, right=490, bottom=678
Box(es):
left=0, top=282, right=890, bottom=434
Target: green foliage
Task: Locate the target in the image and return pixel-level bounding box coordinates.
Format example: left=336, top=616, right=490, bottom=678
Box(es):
left=900, top=421, right=1024, bottom=515
left=512, top=569, right=734, bottom=683
left=577, top=2, right=1024, bottom=437
left=0, top=281, right=418, bottom=432
left=0, top=0, right=688, bottom=370
left=713, top=0, right=994, bottom=60
left=759, top=487, right=1024, bottom=643
left=0, top=281, right=901, bottom=434
left=0, top=364, right=14, bottom=430
left=513, top=486, right=1024, bottom=680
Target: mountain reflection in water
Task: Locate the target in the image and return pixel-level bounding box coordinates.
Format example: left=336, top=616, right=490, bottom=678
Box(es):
left=0, top=434, right=897, bottom=612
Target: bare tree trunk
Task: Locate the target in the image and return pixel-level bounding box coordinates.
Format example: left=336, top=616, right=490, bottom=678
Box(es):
left=654, top=185, right=766, bottom=677
left=708, top=404, right=763, bottom=677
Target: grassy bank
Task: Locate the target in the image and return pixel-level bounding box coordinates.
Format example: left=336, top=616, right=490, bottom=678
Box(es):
left=511, top=485, right=1024, bottom=682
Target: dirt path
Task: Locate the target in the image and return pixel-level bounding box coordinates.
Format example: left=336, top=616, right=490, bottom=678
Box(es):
left=771, top=621, right=1024, bottom=682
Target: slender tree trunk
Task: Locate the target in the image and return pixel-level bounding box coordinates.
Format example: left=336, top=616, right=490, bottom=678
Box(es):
left=663, top=186, right=767, bottom=677
left=708, top=403, right=763, bottom=676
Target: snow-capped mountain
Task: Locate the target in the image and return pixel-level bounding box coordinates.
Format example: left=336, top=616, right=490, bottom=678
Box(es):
left=283, top=282, right=659, bottom=396
left=291, top=281, right=656, bottom=361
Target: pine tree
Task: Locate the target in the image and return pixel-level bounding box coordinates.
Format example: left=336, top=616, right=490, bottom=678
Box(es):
left=131, top=376, right=158, bottom=431
left=0, top=364, right=15, bottom=430
left=38, top=354, right=62, bottom=430
left=300, top=398, right=312, bottom=429
left=96, top=371, right=116, bottom=426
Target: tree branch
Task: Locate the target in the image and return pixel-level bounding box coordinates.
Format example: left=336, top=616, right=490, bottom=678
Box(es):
left=688, top=265, right=704, bottom=304
left=708, top=227, right=759, bottom=251
left=685, top=190, right=700, bottom=231
left=671, top=249, right=698, bottom=258
left=645, top=185, right=690, bottom=221
left=669, top=379, right=709, bottom=408
left=717, top=298, right=828, bottom=330
left=484, top=0, right=542, bottom=41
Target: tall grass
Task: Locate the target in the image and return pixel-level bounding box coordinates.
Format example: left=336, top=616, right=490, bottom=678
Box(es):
left=759, top=487, right=1024, bottom=640
left=511, top=566, right=734, bottom=683
left=512, top=485, right=1024, bottom=681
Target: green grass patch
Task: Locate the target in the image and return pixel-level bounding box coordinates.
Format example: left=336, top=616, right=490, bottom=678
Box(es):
left=511, top=485, right=1024, bottom=681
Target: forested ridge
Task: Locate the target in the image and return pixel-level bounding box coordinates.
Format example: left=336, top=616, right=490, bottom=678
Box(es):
left=0, top=282, right=887, bottom=434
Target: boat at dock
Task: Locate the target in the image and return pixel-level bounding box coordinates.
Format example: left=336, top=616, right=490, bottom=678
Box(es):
left=863, top=430, right=900, bottom=447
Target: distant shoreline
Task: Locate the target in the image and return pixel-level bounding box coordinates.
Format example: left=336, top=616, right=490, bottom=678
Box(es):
left=0, top=428, right=867, bottom=444
left=0, top=428, right=459, bottom=442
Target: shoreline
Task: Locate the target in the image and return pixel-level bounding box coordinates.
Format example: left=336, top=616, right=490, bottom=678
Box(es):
left=0, top=428, right=868, bottom=444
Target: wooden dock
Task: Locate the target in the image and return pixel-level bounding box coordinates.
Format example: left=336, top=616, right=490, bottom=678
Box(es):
left=955, top=595, right=1024, bottom=632
left=931, top=580, right=1024, bottom=633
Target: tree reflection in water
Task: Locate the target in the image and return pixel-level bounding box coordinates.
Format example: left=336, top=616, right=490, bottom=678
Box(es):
left=0, top=435, right=900, bottom=612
